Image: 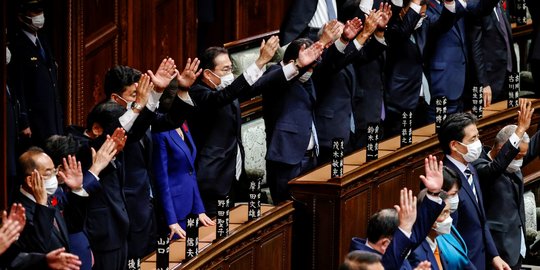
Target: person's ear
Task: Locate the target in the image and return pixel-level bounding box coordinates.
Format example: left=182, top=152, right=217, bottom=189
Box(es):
left=380, top=238, right=391, bottom=252
left=110, top=93, right=127, bottom=108
left=24, top=175, right=32, bottom=188
left=202, top=69, right=220, bottom=89
left=91, top=123, right=103, bottom=138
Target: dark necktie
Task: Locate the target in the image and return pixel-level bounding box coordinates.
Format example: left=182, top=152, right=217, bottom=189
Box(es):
left=495, top=5, right=512, bottom=72
left=464, top=167, right=478, bottom=202
left=35, top=38, right=47, bottom=61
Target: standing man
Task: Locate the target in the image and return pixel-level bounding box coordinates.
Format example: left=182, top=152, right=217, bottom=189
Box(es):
left=279, top=0, right=339, bottom=44
left=438, top=112, right=510, bottom=270
left=473, top=101, right=537, bottom=269
left=8, top=0, right=63, bottom=148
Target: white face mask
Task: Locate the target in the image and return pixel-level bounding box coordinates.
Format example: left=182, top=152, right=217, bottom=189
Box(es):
left=44, top=175, right=58, bottom=195
left=25, top=13, right=45, bottom=31
left=447, top=195, right=459, bottom=213
left=507, top=158, right=523, bottom=173
left=298, top=71, right=312, bottom=83
left=217, top=73, right=234, bottom=91
left=434, top=216, right=453, bottom=235
left=457, top=140, right=483, bottom=163
left=6, top=47, right=11, bottom=65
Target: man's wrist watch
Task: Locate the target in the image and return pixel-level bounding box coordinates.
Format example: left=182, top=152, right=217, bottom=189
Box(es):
left=131, top=102, right=144, bottom=111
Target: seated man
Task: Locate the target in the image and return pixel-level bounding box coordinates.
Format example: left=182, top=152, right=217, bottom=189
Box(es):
left=350, top=155, right=445, bottom=269
left=339, top=251, right=383, bottom=270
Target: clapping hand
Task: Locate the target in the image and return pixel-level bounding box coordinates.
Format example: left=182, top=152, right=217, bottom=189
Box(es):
left=394, top=188, right=417, bottom=235
left=255, top=36, right=280, bottom=69
left=342, top=17, right=363, bottom=42
left=296, top=42, right=324, bottom=69
left=134, top=74, right=153, bottom=109
left=58, top=155, right=83, bottom=191
left=414, top=261, right=432, bottom=270
left=147, top=58, right=177, bottom=91
left=356, top=10, right=382, bottom=45
left=46, top=247, right=81, bottom=270
left=320, top=20, right=344, bottom=48
left=377, top=2, right=392, bottom=30
left=419, top=155, right=443, bottom=194
left=0, top=219, right=22, bottom=255
left=2, top=204, right=26, bottom=229
left=110, top=128, right=127, bottom=153
left=176, top=57, right=202, bottom=89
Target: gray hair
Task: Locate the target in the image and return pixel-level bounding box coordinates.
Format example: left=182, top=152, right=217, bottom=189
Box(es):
left=495, top=125, right=530, bottom=146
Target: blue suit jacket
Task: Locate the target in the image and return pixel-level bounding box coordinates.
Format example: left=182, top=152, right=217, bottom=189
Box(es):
left=426, top=0, right=468, bottom=101
left=152, top=128, right=205, bottom=229
left=445, top=157, right=498, bottom=270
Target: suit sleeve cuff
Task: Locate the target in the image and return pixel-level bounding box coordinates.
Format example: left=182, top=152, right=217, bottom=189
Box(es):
left=374, top=35, right=387, bottom=46
left=119, top=109, right=138, bottom=131
left=509, top=133, right=521, bottom=149
left=426, top=193, right=443, bottom=204
left=243, top=63, right=266, bottom=85
left=398, top=227, right=412, bottom=238
left=334, top=39, right=348, bottom=53
left=392, top=0, right=404, bottom=7
left=71, top=188, right=89, bottom=197
left=410, top=2, right=422, bottom=13
left=353, top=39, right=364, bottom=50
left=282, top=62, right=300, bottom=81
left=146, top=90, right=163, bottom=112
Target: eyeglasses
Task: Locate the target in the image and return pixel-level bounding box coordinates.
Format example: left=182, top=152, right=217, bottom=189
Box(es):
left=42, top=168, right=58, bottom=180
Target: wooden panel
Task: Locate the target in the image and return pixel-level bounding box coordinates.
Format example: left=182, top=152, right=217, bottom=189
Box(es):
left=84, top=0, right=116, bottom=35
left=84, top=41, right=116, bottom=112
left=257, top=232, right=287, bottom=270
left=340, top=188, right=370, bottom=260
left=229, top=249, right=254, bottom=270
left=375, top=172, right=405, bottom=211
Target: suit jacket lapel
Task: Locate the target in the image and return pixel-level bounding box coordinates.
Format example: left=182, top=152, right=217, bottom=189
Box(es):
left=52, top=208, right=69, bottom=247
left=170, top=130, right=195, bottom=171
left=444, top=158, right=482, bottom=215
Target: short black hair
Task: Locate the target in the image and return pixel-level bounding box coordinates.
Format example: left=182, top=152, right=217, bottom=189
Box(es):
left=200, top=47, right=229, bottom=71
left=104, top=65, right=141, bottom=97
left=88, top=100, right=126, bottom=136
left=437, top=113, right=477, bottom=155
left=339, top=251, right=382, bottom=270
left=44, top=135, right=80, bottom=166
left=283, top=38, right=314, bottom=63
left=366, top=208, right=398, bottom=243
left=442, top=166, right=462, bottom=192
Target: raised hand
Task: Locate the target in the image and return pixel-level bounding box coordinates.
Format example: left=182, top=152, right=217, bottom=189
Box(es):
left=147, top=57, right=178, bottom=91
left=29, top=170, right=47, bottom=206
left=255, top=36, right=280, bottom=69
left=2, top=204, right=26, bottom=230
left=483, top=86, right=492, bottom=107
left=377, top=2, right=392, bottom=30
left=134, top=74, right=152, bottom=109
left=0, top=219, right=22, bottom=255
left=414, top=261, right=432, bottom=270
left=296, top=42, right=324, bottom=68
left=199, top=213, right=215, bottom=227
left=356, top=10, right=382, bottom=44
left=89, top=137, right=117, bottom=176
left=58, top=155, right=83, bottom=191
left=319, top=20, right=344, bottom=48
left=46, top=247, right=82, bottom=270
left=394, top=188, right=417, bottom=234
left=177, top=57, right=203, bottom=89
left=342, top=17, right=363, bottom=41
left=419, top=155, right=443, bottom=194
left=111, top=128, right=127, bottom=153
left=169, top=223, right=186, bottom=239
left=516, top=99, right=534, bottom=137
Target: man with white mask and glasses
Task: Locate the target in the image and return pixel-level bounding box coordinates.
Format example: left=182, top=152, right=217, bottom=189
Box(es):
left=438, top=112, right=510, bottom=270
left=473, top=100, right=537, bottom=270
left=8, top=0, right=63, bottom=149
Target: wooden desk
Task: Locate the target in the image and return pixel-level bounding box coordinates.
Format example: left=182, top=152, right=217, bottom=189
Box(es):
left=289, top=100, right=540, bottom=270
left=142, top=202, right=294, bottom=270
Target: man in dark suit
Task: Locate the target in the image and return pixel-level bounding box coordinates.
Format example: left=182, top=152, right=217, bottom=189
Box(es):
left=526, top=0, right=540, bottom=96
left=384, top=0, right=456, bottom=137
left=438, top=112, right=510, bottom=270
left=350, top=155, right=445, bottom=270
left=473, top=101, right=537, bottom=269
left=188, top=37, right=279, bottom=215
left=8, top=0, right=63, bottom=148
left=279, top=0, right=339, bottom=44
left=469, top=1, right=517, bottom=104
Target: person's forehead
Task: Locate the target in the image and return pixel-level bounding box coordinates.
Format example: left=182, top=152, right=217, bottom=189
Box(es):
left=35, top=153, right=54, bottom=169
left=463, top=124, right=478, bottom=137
left=214, top=53, right=232, bottom=66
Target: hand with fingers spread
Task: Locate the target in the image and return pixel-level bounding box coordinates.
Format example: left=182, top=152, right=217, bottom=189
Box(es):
left=377, top=2, right=392, bottom=30
left=255, top=36, right=280, bottom=69
left=168, top=223, right=186, bottom=239
left=296, top=42, right=325, bottom=69
left=3, top=203, right=26, bottom=230
left=29, top=170, right=47, bottom=206
left=133, top=74, right=152, bottom=111
left=0, top=220, right=22, bottom=254
left=483, top=86, right=492, bottom=107
left=177, top=57, right=203, bottom=89
left=356, top=10, right=382, bottom=45
left=394, top=188, right=417, bottom=234
left=199, top=213, right=215, bottom=227
left=58, top=155, right=83, bottom=191
left=516, top=99, right=534, bottom=138
left=419, top=155, right=444, bottom=194
left=89, top=138, right=117, bottom=176
left=342, top=17, right=363, bottom=42
left=147, top=57, right=178, bottom=91
left=320, top=20, right=344, bottom=48
left=46, top=247, right=82, bottom=270
left=111, top=128, right=127, bottom=153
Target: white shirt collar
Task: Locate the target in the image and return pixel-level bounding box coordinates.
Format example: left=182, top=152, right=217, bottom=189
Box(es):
left=23, top=30, right=38, bottom=44
left=425, top=236, right=437, bottom=252
left=20, top=186, right=36, bottom=203
left=446, top=154, right=468, bottom=174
